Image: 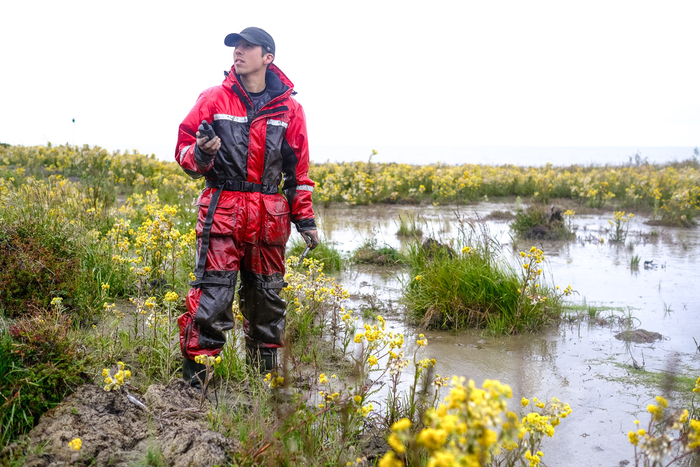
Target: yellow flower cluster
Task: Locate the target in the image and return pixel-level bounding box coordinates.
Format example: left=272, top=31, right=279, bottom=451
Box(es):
left=194, top=354, right=222, bottom=367
left=264, top=371, right=284, bottom=389
left=609, top=210, right=634, bottom=242
left=283, top=257, right=350, bottom=315
left=381, top=377, right=572, bottom=467
left=433, top=374, right=451, bottom=388
left=628, top=386, right=700, bottom=464
left=358, top=403, right=374, bottom=418
left=646, top=395, right=668, bottom=422
left=318, top=390, right=341, bottom=409
left=164, top=291, right=179, bottom=302
left=628, top=428, right=646, bottom=446
left=518, top=247, right=550, bottom=304
left=524, top=449, right=544, bottom=466
left=68, top=437, right=82, bottom=451
left=689, top=419, right=700, bottom=450
left=107, top=190, right=195, bottom=285
left=102, top=362, right=132, bottom=391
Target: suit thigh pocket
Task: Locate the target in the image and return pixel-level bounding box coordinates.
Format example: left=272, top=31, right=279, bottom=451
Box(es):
left=195, top=193, right=243, bottom=238
left=261, top=196, right=290, bottom=246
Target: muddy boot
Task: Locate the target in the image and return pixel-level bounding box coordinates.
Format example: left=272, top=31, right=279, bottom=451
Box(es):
left=246, top=346, right=278, bottom=374
left=182, top=358, right=207, bottom=390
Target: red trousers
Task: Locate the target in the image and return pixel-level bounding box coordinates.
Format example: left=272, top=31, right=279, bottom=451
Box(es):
left=178, top=189, right=291, bottom=360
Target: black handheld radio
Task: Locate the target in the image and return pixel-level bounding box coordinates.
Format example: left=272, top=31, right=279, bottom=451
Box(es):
left=198, top=120, right=217, bottom=143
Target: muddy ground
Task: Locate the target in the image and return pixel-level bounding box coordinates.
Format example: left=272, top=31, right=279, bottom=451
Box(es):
left=1, top=380, right=236, bottom=467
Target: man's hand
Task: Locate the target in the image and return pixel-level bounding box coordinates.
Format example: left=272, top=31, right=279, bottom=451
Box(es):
left=300, top=229, right=319, bottom=249
left=196, top=131, right=221, bottom=155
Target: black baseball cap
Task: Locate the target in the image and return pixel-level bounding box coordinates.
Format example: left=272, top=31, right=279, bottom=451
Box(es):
left=224, top=27, right=275, bottom=55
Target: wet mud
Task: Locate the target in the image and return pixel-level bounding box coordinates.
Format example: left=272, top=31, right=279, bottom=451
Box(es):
left=1, top=380, right=235, bottom=467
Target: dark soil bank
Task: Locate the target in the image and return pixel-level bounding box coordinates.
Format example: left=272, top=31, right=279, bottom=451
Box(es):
left=1, top=380, right=236, bottom=467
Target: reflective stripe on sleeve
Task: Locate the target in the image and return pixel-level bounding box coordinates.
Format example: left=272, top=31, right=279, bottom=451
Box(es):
left=180, top=144, right=191, bottom=158
left=267, top=119, right=288, bottom=128
left=213, top=114, right=248, bottom=123
left=296, top=185, right=314, bottom=192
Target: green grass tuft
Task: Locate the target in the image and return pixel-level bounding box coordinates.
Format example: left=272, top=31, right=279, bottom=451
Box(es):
left=403, top=223, right=564, bottom=334
left=395, top=213, right=424, bottom=237
left=287, top=236, right=343, bottom=272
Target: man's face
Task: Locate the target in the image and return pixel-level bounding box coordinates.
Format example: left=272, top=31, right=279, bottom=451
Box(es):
left=233, top=40, right=273, bottom=76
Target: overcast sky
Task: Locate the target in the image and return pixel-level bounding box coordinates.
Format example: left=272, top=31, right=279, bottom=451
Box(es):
left=0, top=0, right=698, bottom=163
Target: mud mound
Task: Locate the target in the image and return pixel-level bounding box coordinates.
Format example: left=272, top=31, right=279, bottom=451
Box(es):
left=615, top=329, right=663, bottom=343
left=2, top=379, right=236, bottom=467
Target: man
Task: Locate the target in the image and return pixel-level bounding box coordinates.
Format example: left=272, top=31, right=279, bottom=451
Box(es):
left=175, top=27, right=318, bottom=388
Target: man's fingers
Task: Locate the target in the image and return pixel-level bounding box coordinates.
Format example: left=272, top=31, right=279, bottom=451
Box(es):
left=197, top=136, right=220, bottom=155
left=203, top=137, right=220, bottom=150
left=302, top=230, right=319, bottom=249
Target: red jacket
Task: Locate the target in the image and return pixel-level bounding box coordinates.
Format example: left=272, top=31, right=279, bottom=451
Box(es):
left=175, top=64, right=316, bottom=241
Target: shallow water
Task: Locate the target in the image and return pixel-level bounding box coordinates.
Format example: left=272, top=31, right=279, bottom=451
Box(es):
left=315, top=202, right=700, bottom=466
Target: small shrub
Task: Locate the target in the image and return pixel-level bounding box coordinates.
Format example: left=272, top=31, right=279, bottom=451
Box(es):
left=0, top=304, right=90, bottom=445
left=510, top=205, right=575, bottom=240
left=0, top=220, right=85, bottom=318
left=351, top=238, right=405, bottom=266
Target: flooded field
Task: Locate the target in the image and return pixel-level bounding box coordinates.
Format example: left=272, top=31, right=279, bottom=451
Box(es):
left=316, top=201, right=700, bottom=467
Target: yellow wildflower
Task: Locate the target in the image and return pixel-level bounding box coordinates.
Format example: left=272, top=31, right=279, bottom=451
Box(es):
left=628, top=431, right=639, bottom=445
left=417, top=428, right=447, bottom=451
left=428, top=451, right=456, bottom=467
left=391, top=418, right=411, bottom=431
left=378, top=451, right=403, bottom=467
left=387, top=433, right=405, bottom=454
left=68, top=438, right=82, bottom=451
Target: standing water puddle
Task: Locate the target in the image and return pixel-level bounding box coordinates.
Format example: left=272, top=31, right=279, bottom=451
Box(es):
left=314, top=202, right=700, bottom=466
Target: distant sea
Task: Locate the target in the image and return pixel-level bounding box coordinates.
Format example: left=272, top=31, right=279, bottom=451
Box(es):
left=309, top=146, right=698, bottom=167
left=135, top=144, right=697, bottom=168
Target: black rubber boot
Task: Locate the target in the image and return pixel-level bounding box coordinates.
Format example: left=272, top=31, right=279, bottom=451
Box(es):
left=182, top=358, right=207, bottom=389
left=246, top=347, right=278, bottom=374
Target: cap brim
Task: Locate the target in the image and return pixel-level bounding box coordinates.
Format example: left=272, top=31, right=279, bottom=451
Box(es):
left=224, top=33, right=244, bottom=47
left=225, top=32, right=264, bottom=48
